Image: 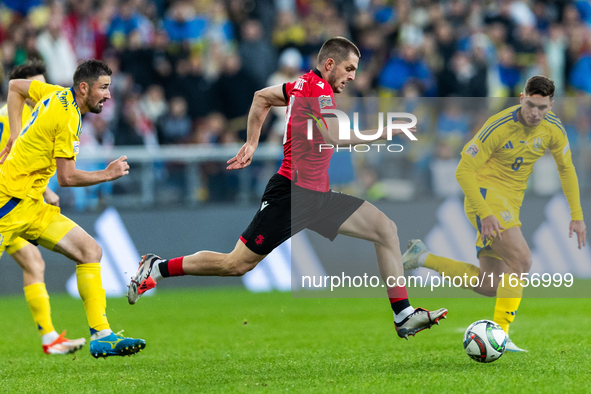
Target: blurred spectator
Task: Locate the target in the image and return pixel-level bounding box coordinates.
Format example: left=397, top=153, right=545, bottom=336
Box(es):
left=157, top=96, right=192, bottom=144
left=119, top=29, right=154, bottom=89
left=36, top=7, right=77, bottom=86
left=115, top=89, right=157, bottom=147
left=195, top=113, right=227, bottom=144
left=430, top=139, right=462, bottom=198
left=63, top=0, right=107, bottom=61
left=378, top=45, right=436, bottom=96
left=140, top=85, right=167, bottom=123
left=167, top=56, right=212, bottom=120
left=492, top=45, right=521, bottom=97
left=266, top=48, right=303, bottom=141
left=273, top=11, right=307, bottom=49
left=449, top=51, right=488, bottom=96
left=162, top=1, right=206, bottom=45
left=3, top=0, right=42, bottom=15
left=437, top=101, right=471, bottom=142
left=211, top=54, right=258, bottom=140
left=239, top=19, right=277, bottom=89
left=107, top=0, right=153, bottom=49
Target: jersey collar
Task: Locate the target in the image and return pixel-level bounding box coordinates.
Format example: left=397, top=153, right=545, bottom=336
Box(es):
left=312, top=68, right=324, bottom=80
left=69, top=87, right=79, bottom=109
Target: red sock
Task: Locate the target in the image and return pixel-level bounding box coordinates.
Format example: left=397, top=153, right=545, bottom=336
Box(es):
left=387, top=286, right=410, bottom=314
left=160, top=257, right=185, bottom=277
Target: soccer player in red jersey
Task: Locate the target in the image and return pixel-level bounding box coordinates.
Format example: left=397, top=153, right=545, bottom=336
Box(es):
left=128, top=37, right=448, bottom=339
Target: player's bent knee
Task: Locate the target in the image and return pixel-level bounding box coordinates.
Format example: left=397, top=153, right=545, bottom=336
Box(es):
left=474, top=286, right=496, bottom=297
left=221, top=261, right=256, bottom=277
left=78, top=241, right=103, bottom=264
left=376, top=217, right=398, bottom=244
left=509, top=251, right=532, bottom=273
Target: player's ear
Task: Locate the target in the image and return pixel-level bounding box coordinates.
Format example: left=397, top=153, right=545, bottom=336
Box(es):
left=79, top=81, right=89, bottom=96
left=325, top=58, right=334, bottom=71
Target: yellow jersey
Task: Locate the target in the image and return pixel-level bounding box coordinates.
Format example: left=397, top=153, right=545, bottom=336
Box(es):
left=457, top=105, right=583, bottom=220
left=0, top=103, right=33, bottom=151
left=0, top=80, right=81, bottom=200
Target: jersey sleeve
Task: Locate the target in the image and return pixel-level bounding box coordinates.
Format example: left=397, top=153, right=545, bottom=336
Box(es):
left=456, top=114, right=507, bottom=218
left=548, top=116, right=584, bottom=220
left=283, top=79, right=306, bottom=100
left=54, top=116, right=80, bottom=161
left=28, top=80, right=64, bottom=103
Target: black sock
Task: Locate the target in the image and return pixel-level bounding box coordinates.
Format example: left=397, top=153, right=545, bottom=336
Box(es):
left=158, top=261, right=170, bottom=278
left=391, top=298, right=411, bottom=314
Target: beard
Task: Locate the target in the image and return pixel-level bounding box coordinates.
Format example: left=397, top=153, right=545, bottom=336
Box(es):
left=328, top=68, right=342, bottom=93
left=86, top=97, right=104, bottom=114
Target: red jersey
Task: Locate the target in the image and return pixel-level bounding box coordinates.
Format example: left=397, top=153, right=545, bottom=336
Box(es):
left=277, top=69, right=336, bottom=192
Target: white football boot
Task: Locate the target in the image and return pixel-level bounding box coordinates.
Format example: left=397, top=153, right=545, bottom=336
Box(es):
left=505, top=336, right=528, bottom=352
left=402, top=239, right=429, bottom=270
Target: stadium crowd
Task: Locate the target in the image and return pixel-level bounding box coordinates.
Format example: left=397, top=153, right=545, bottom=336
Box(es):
left=0, top=0, right=590, bottom=207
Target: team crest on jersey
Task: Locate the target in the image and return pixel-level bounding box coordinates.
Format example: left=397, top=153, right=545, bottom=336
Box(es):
left=465, top=143, right=479, bottom=158
left=318, top=95, right=332, bottom=109
left=500, top=210, right=513, bottom=222
left=533, top=137, right=543, bottom=150
left=73, top=141, right=80, bottom=154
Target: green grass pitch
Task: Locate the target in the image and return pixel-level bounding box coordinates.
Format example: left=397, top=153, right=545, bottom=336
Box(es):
left=0, top=288, right=589, bottom=393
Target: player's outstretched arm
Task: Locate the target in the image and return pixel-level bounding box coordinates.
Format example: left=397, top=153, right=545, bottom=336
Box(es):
left=56, top=156, right=129, bottom=187
left=227, top=85, right=286, bottom=170
left=0, top=79, right=32, bottom=164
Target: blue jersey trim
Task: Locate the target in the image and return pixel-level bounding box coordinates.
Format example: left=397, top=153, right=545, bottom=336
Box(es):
left=477, top=114, right=512, bottom=141
left=481, top=117, right=513, bottom=143
left=0, top=197, right=21, bottom=219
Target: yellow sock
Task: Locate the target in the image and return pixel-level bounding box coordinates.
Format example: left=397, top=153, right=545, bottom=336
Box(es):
left=76, top=263, right=110, bottom=334
left=493, top=273, right=523, bottom=334
left=424, top=254, right=480, bottom=289
left=24, top=283, right=55, bottom=336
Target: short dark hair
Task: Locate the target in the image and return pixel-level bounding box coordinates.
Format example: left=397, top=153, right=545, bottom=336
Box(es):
left=524, top=75, right=555, bottom=98
left=317, top=37, right=360, bottom=66
left=73, top=59, right=112, bottom=89
left=8, top=60, right=46, bottom=80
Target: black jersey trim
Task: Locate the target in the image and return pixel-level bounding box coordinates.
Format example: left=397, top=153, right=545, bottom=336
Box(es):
left=282, top=83, right=288, bottom=102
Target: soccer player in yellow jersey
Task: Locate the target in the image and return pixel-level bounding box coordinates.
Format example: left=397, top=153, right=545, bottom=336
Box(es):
left=401, top=76, right=586, bottom=352
left=0, top=61, right=86, bottom=355
left=0, top=59, right=146, bottom=358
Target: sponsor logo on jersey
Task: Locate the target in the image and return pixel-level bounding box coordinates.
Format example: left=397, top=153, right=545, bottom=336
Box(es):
left=260, top=201, right=269, bottom=211
left=502, top=141, right=514, bottom=149
left=465, top=143, right=480, bottom=158
left=318, top=95, right=333, bottom=109
left=294, top=78, right=305, bottom=90
left=73, top=141, right=80, bottom=154
left=317, top=81, right=324, bottom=89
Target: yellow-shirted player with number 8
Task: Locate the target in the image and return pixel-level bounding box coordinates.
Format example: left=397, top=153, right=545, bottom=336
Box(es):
left=0, top=59, right=146, bottom=358
left=401, top=76, right=586, bottom=352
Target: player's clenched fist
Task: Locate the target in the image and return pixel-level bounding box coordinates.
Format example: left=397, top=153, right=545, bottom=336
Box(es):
left=106, top=155, right=130, bottom=180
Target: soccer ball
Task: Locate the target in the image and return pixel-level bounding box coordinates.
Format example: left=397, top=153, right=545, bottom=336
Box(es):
left=463, top=320, right=506, bottom=363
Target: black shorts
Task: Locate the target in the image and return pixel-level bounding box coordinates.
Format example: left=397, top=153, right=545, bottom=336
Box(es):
left=241, top=174, right=364, bottom=255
